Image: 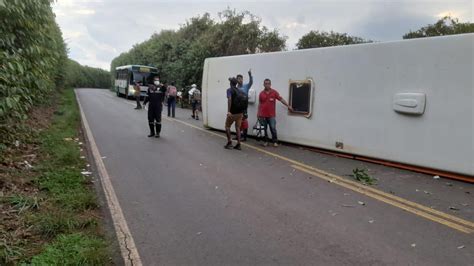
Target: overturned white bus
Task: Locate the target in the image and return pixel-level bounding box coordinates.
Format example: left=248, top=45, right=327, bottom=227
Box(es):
left=201, top=34, right=473, bottom=177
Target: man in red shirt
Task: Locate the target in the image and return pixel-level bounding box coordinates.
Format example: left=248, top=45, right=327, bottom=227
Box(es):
left=258, top=78, right=293, bottom=147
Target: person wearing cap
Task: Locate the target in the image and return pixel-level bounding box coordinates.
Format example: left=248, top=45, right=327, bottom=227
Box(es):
left=188, top=84, right=201, bottom=120
left=143, top=76, right=166, bottom=138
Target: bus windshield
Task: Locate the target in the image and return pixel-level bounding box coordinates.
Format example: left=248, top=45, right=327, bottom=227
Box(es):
left=130, top=71, right=157, bottom=86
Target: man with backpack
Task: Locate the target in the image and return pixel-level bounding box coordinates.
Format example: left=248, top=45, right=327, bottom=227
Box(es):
left=224, top=77, right=248, bottom=150
left=166, top=81, right=177, bottom=118
left=189, top=84, right=201, bottom=120
left=258, top=78, right=293, bottom=147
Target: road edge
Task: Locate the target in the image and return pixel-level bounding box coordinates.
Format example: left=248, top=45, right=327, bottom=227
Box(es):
left=75, top=89, right=143, bottom=266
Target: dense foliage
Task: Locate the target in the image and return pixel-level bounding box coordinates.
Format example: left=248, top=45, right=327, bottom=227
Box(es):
left=296, top=30, right=371, bottom=49
left=403, top=16, right=474, bottom=39
left=110, top=10, right=287, bottom=88
left=0, top=1, right=110, bottom=150
left=65, top=59, right=110, bottom=89
left=0, top=0, right=67, bottom=145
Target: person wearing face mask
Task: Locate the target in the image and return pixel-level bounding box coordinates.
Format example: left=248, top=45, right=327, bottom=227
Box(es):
left=143, top=76, right=166, bottom=138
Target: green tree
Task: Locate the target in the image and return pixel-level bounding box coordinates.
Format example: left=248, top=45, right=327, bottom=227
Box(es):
left=403, top=16, right=474, bottom=39
left=65, top=59, right=110, bottom=88
left=259, top=27, right=287, bottom=52
left=296, top=30, right=371, bottom=49
left=110, top=8, right=287, bottom=89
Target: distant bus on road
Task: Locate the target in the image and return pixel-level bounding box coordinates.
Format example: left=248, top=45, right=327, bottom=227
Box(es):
left=115, top=65, right=159, bottom=98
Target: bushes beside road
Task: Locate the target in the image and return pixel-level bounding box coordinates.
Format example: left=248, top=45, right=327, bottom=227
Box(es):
left=66, top=59, right=111, bottom=89
left=0, top=0, right=67, bottom=148
left=0, top=1, right=111, bottom=264
left=0, top=2, right=110, bottom=153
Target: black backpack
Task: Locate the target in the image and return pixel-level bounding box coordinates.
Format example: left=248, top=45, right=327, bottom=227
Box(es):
left=231, top=87, right=248, bottom=113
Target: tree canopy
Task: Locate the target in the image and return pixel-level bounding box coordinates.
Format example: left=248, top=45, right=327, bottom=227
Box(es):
left=403, top=16, right=474, bottom=39
left=65, top=59, right=110, bottom=89
left=110, top=9, right=287, bottom=89
left=0, top=0, right=67, bottom=123
left=296, top=30, right=371, bottom=49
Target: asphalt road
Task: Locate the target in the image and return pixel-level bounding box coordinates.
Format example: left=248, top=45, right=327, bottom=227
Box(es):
left=76, top=88, right=473, bottom=266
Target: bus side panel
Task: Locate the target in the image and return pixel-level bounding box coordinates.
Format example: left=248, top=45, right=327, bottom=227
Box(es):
left=203, top=34, right=474, bottom=176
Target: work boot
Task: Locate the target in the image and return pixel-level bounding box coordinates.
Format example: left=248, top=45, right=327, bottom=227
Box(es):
left=233, top=143, right=241, bottom=150
left=148, top=124, right=155, bottom=137
left=155, top=124, right=161, bottom=138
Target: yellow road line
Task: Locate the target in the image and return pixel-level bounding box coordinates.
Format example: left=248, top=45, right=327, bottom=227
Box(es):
left=168, top=117, right=474, bottom=234
left=294, top=163, right=474, bottom=230
left=118, top=94, right=474, bottom=233
left=292, top=165, right=473, bottom=234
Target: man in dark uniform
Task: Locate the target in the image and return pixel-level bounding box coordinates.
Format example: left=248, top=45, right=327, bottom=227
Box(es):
left=143, top=77, right=166, bottom=138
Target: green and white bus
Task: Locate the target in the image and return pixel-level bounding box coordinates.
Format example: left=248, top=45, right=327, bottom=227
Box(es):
left=114, top=65, right=159, bottom=98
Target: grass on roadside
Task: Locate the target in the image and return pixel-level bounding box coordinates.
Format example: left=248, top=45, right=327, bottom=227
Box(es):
left=30, top=233, right=107, bottom=265
left=0, top=89, right=110, bottom=265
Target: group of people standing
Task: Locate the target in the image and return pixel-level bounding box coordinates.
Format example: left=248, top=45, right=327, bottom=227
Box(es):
left=133, top=70, right=292, bottom=146
left=133, top=77, right=201, bottom=138
left=224, top=69, right=293, bottom=150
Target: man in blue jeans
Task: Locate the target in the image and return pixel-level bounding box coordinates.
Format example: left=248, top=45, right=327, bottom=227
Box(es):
left=166, top=81, right=177, bottom=117
left=257, top=78, right=293, bottom=147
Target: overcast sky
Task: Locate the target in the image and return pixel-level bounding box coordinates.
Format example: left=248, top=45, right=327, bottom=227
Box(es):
left=52, top=0, right=472, bottom=70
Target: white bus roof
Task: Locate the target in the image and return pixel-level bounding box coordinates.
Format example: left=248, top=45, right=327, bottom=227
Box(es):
left=115, top=65, right=158, bottom=71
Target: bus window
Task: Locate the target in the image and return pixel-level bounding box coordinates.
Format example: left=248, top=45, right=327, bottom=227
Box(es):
left=288, top=79, right=314, bottom=118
